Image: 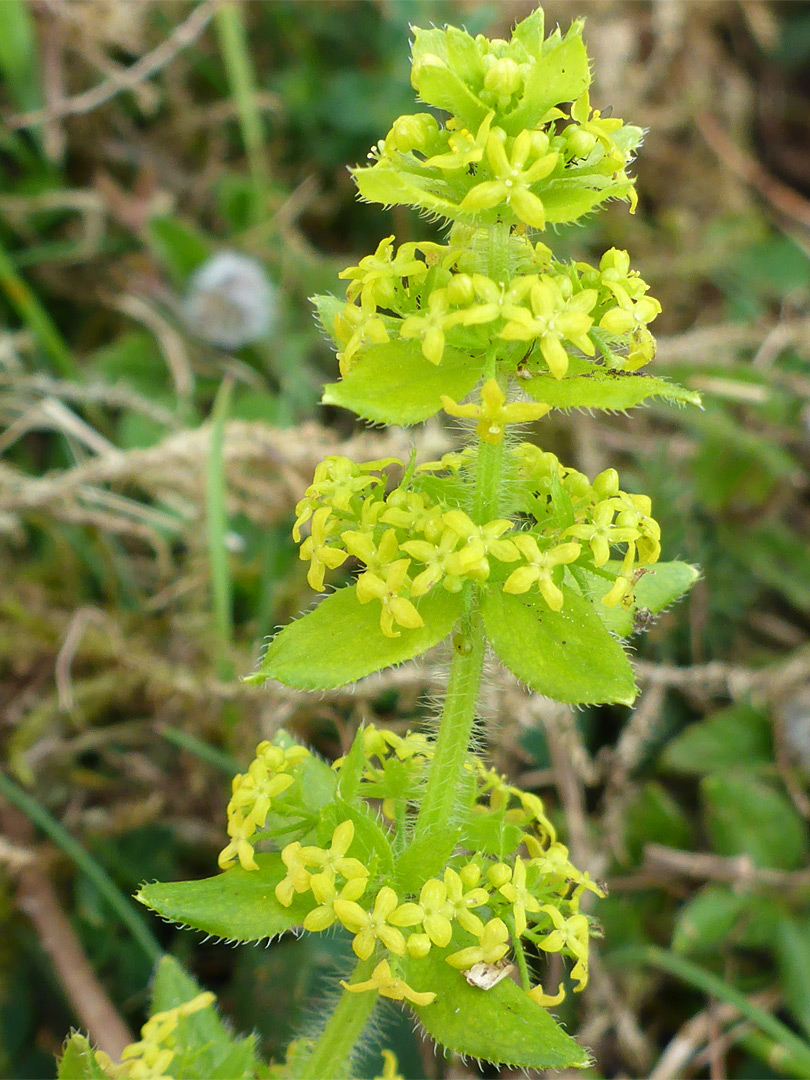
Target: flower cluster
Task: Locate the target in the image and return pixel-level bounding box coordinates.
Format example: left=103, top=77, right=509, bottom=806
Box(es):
left=328, top=230, right=660, bottom=382
left=94, top=993, right=215, bottom=1080
left=256, top=727, right=604, bottom=1008
left=290, top=446, right=661, bottom=633
left=218, top=740, right=311, bottom=871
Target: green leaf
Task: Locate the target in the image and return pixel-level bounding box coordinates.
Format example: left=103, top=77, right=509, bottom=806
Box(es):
left=702, top=771, right=809, bottom=870
left=524, top=369, right=701, bottom=411
left=410, top=27, right=488, bottom=130
left=575, top=561, right=700, bottom=638
left=136, top=853, right=313, bottom=942
left=776, top=916, right=810, bottom=1038
left=395, top=827, right=462, bottom=895
left=250, top=585, right=463, bottom=691
left=352, top=161, right=462, bottom=220
left=661, top=702, right=772, bottom=776
left=311, top=293, right=344, bottom=348
left=148, top=215, right=212, bottom=285
left=403, top=946, right=591, bottom=1069
left=503, top=25, right=590, bottom=135
left=57, top=1035, right=110, bottom=1080
left=623, top=783, right=693, bottom=862
left=541, top=177, right=637, bottom=224
left=481, top=586, right=637, bottom=705
left=322, top=340, right=486, bottom=425
left=672, top=886, right=750, bottom=955
left=149, top=956, right=260, bottom=1080
left=319, top=798, right=395, bottom=878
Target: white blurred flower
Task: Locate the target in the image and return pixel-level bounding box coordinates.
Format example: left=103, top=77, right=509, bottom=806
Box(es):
left=184, top=251, right=277, bottom=349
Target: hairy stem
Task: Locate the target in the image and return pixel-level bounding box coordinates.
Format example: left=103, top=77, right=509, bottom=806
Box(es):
left=298, top=955, right=378, bottom=1080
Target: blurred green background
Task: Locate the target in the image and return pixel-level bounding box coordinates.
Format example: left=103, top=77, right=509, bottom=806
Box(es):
left=1, top=2, right=810, bottom=1077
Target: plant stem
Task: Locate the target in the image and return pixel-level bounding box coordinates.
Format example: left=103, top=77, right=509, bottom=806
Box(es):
left=298, top=955, right=378, bottom=1080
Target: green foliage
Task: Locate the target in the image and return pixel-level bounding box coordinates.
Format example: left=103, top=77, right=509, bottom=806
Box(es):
left=702, top=771, right=809, bottom=870
left=404, top=946, right=592, bottom=1070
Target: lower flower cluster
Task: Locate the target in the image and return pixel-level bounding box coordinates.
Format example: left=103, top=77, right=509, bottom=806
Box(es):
left=218, top=727, right=604, bottom=1011
left=291, top=445, right=661, bottom=634
left=93, top=993, right=214, bottom=1080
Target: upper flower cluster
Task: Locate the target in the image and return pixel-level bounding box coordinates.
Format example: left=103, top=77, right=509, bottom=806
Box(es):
left=352, top=11, right=642, bottom=229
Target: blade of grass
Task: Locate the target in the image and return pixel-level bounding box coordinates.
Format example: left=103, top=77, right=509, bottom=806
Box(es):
left=206, top=376, right=235, bottom=683
left=215, top=0, right=271, bottom=224
left=0, top=771, right=162, bottom=963
left=609, top=945, right=810, bottom=1079
left=0, top=234, right=78, bottom=377
left=159, top=726, right=239, bottom=774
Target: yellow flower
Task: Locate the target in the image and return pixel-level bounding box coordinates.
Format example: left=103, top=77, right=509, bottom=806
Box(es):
left=446, top=916, right=510, bottom=970
left=500, top=277, right=597, bottom=379
left=441, top=377, right=549, bottom=445
left=528, top=981, right=565, bottom=1007
left=334, top=885, right=407, bottom=960
left=502, top=536, right=581, bottom=610
left=424, top=111, right=493, bottom=171
left=334, top=303, right=389, bottom=374
left=299, top=506, right=348, bottom=592
left=374, top=1048, right=404, bottom=1080
left=498, top=857, right=541, bottom=938
left=400, top=288, right=464, bottom=365
left=389, top=876, right=454, bottom=948
left=565, top=500, right=640, bottom=568
left=461, top=129, right=558, bottom=229
left=355, top=559, right=424, bottom=638
left=536, top=905, right=592, bottom=991
left=341, top=959, right=435, bottom=1007
left=339, top=235, right=426, bottom=311
left=304, top=875, right=367, bottom=933
left=275, top=841, right=313, bottom=907
left=298, top=820, right=369, bottom=885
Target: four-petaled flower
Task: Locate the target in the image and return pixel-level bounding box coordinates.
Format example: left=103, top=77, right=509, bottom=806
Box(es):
left=441, top=378, right=549, bottom=445
left=304, top=875, right=367, bottom=933
left=446, top=917, right=510, bottom=970
left=339, top=235, right=427, bottom=311
left=498, top=857, right=541, bottom=937
left=503, top=536, right=582, bottom=610
left=299, top=506, right=348, bottom=592
left=400, top=288, right=464, bottom=365
left=536, top=905, right=592, bottom=992
left=424, top=112, right=494, bottom=171
left=341, top=959, right=436, bottom=1006
left=334, top=885, right=407, bottom=960
left=500, top=278, right=597, bottom=379
left=565, top=500, right=640, bottom=567
left=461, top=130, right=558, bottom=229
left=355, top=558, right=424, bottom=638
left=298, top=820, right=369, bottom=890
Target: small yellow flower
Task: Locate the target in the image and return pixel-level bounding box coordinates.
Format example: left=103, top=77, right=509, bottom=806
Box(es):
left=498, top=857, right=541, bottom=938
left=303, top=875, right=367, bottom=933
left=374, top=1048, right=404, bottom=1080
left=441, top=378, right=549, bottom=445
left=503, top=536, right=581, bottom=610
left=334, top=885, right=407, bottom=960
left=500, top=278, right=597, bottom=379
left=461, top=129, right=558, bottom=229
left=537, top=905, right=592, bottom=991
left=389, top=877, right=454, bottom=948
left=566, top=500, right=640, bottom=568
left=528, top=981, right=566, bottom=1007
left=299, top=506, right=348, bottom=591
left=341, top=959, right=436, bottom=1006
left=275, top=842, right=313, bottom=907
left=339, top=235, right=426, bottom=311
left=355, top=559, right=424, bottom=638
left=299, top=820, right=369, bottom=884
left=446, top=917, right=510, bottom=970
left=400, top=288, right=464, bottom=365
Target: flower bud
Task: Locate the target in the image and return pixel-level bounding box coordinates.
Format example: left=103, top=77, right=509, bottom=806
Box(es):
left=487, top=862, right=511, bottom=888
left=446, top=273, right=475, bottom=306
left=593, top=469, right=620, bottom=498
left=386, top=113, right=440, bottom=154
left=483, top=57, right=522, bottom=99
left=566, top=126, right=597, bottom=160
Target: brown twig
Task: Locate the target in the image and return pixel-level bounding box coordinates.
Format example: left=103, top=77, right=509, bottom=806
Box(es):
left=6, top=2, right=218, bottom=130
left=0, top=802, right=133, bottom=1058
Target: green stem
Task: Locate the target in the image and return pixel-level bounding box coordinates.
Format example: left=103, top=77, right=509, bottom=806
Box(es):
left=609, top=945, right=810, bottom=1077
left=414, top=603, right=486, bottom=840
left=207, top=377, right=235, bottom=684
left=0, top=771, right=162, bottom=962
left=298, top=955, right=378, bottom=1080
